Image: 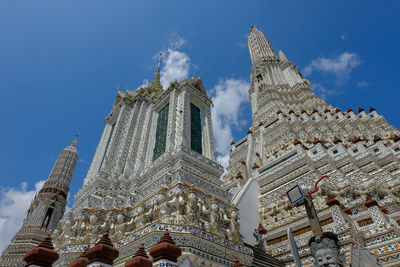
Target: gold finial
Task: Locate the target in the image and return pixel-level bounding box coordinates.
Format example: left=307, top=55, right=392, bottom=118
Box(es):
left=192, top=71, right=196, bottom=78
left=116, top=84, right=120, bottom=92
left=251, top=25, right=256, bottom=32
left=72, top=134, right=79, bottom=147
left=199, top=71, right=204, bottom=79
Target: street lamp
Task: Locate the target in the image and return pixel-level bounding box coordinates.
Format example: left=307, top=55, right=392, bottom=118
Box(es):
left=286, top=185, right=323, bottom=236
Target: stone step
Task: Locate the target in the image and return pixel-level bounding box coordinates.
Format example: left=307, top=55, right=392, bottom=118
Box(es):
left=244, top=243, right=284, bottom=267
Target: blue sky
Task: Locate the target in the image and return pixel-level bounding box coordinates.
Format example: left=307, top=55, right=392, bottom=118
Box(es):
left=0, top=0, right=399, bottom=252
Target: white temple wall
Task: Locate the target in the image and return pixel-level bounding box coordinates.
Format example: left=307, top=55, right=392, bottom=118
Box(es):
left=235, top=178, right=262, bottom=245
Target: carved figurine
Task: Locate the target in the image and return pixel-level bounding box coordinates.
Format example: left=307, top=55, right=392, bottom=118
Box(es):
left=153, top=188, right=171, bottom=223
left=112, top=213, right=127, bottom=240
left=185, top=187, right=200, bottom=225
left=168, top=188, right=186, bottom=224
left=133, top=202, right=147, bottom=229
left=261, top=204, right=279, bottom=225
left=349, top=181, right=370, bottom=201
left=87, top=213, right=102, bottom=243
left=100, top=212, right=112, bottom=234
left=224, top=205, right=241, bottom=243
left=320, top=184, right=347, bottom=204
left=276, top=197, right=291, bottom=220
left=52, top=227, right=61, bottom=248
left=208, top=198, right=223, bottom=237
left=372, top=182, right=400, bottom=204
left=124, top=212, right=135, bottom=234
left=312, top=187, right=328, bottom=210
left=309, top=232, right=346, bottom=267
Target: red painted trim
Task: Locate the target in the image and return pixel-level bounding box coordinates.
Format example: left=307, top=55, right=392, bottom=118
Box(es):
left=309, top=175, right=329, bottom=195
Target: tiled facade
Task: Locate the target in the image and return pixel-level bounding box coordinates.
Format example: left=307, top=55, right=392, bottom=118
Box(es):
left=226, top=26, right=400, bottom=266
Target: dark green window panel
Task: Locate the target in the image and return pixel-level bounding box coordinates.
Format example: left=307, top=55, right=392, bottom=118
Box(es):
left=153, top=104, right=169, bottom=161
left=191, top=103, right=202, bottom=154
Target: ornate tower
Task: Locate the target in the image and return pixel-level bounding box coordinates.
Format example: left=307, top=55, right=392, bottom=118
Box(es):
left=226, top=26, right=400, bottom=266
left=53, top=55, right=255, bottom=266
left=248, top=26, right=327, bottom=125
left=0, top=139, right=78, bottom=266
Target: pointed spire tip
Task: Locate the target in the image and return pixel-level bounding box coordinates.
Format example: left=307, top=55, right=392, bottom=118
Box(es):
left=71, top=134, right=79, bottom=147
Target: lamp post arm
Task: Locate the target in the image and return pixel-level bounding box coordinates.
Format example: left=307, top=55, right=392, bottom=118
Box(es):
left=304, top=195, right=323, bottom=236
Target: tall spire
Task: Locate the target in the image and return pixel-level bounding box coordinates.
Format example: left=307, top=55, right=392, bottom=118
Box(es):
left=0, top=141, right=78, bottom=266
left=246, top=26, right=328, bottom=125
left=148, top=52, right=162, bottom=90
left=42, top=141, right=78, bottom=195
left=143, top=52, right=164, bottom=97
left=248, top=26, right=277, bottom=68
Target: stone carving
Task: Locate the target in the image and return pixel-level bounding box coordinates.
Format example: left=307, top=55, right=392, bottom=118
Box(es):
left=153, top=187, right=171, bottom=223
left=112, top=213, right=127, bottom=240
left=349, top=181, right=370, bottom=201
left=168, top=188, right=186, bottom=224
left=184, top=187, right=201, bottom=226
left=309, top=232, right=346, bottom=267
left=207, top=198, right=223, bottom=237
left=224, top=205, right=241, bottom=243
left=320, top=184, right=347, bottom=204
left=53, top=185, right=241, bottom=253
left=134, top=202, right=147, bottom=229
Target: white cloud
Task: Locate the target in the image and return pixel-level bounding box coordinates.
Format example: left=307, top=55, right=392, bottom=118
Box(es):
left=357, top=81, right=369, bottom=88
left=312, top=83, right=336, bottom=100
left=157, top=33, right=191, bottom=89
left=160, top=49, right=190, bottom=88
left=303, top=52, right=361, bottom=83
left=237, top=34, right=249, bottom=48
left=210, top=78, right=250, bottom=168
left=137, top=79, right=149, bottom=89
left=0, top=180, right=45, bottom=254
left=168, top=32, right=186, bottom=49
left=136, top=33, right=190, bottom=90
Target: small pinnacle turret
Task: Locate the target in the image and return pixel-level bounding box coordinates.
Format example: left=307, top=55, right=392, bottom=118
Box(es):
left=247, top=26, right=328, bottom=124
left=40, top=139, right=78, bottom=198
left=0, top=140, right=78, bottom=267
left=248, top=26, right=277, bottom=70
left=278, top=50, right=288, bottom=61
left=147, top=52, right=163, bottom=92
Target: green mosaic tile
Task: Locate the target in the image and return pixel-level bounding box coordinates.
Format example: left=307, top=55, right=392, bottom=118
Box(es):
left=153, top=104, right=169, bottom=160
left=191, top=103, right=202, bottom=154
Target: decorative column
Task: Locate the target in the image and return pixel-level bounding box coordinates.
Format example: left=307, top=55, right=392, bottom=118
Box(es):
left=125, top=244, right=153, bottom=267
left=68, top=246, right=89, bottom=267
left=149, top=229, right=182, bottom=267
left=23, top=235, right=59, bottom=267
left=85, top=233, right=119, bottom=267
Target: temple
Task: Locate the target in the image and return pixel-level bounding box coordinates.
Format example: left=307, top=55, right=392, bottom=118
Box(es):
left=2, top=26, right=400, bottom=267
left=50, top=53, right=280, bottom=267
left=225, top=26, right=400, bottom=266
left=0, top=139, right=78, bottom=266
